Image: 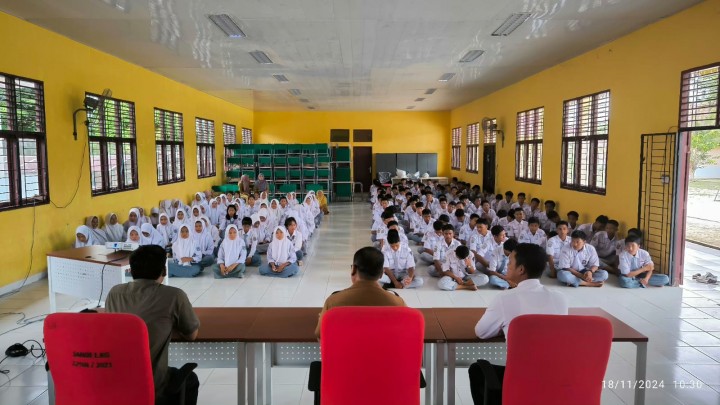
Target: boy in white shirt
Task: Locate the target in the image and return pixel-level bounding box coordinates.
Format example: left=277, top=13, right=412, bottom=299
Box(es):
left=429, top=225, right=462, bottom=278
left=535, top=200, right=556, bottom=228
left=496, top=191, right=514, bottom=213
left=239, top=217, right=261, bottom=267
left=486, top=239, right=518, bottom=289
left=506, top=209, right=528, bottom=240
left=477, top=200, right=496, bottom=224
left=490, top=194, right=503, bottom=212
left=546, top=221, right=571, bottom=278
left=378, top=221, right=408, bottom=250
left=510, top=192, right=529, bottom=214
left=468, top=219, right=493, bottom=269
left=460, top=213, right=480, bottom=245
left=285, top=217, right=304, bottom=265
left=379, top=230, right=423, bottom=289
left=519, top=217, right=547, bottom=249
left=557, top=230, right=608, bottom=287
left=452, top=209, right=467, bottom=235
left=419, top=221, right=444, bottom=262
left=542, top=210, right=561, bottom=235
left=576, top=215, right=609, bottom=242
left=409, top=208, right=433, bottom=244
left=438, top=245, right=489, bottom=291
left=371, top=210, right=394, bottom=243
left=591, top=219, right=620, bottom=274
left=566, top=211, right=579, bottom=233
left=526, top=198, right=541, bottom=220
left=618, top=234, right=670, bottom=288
left=496, top=209, right=510, bottom=229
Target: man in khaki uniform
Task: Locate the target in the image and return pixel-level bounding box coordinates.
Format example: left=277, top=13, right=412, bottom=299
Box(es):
left=314, top=246, right=406, bottom=338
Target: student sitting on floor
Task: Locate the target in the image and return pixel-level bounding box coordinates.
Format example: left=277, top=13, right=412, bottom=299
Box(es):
left=576, top=215, right=609, bottom=241
left=526, top=197, right=541, bottom=220
left=557, top=230, right=608, bottom=287
left=470, top=243, right=568, bottom=405
left=259, top=226, right=300, bottom=278
left=239, top=217, right=262, bottom=267
left=452, top=209, right=467, bottom=235
left=438, top=245, right=489, bottom=291
left=546, top=221, right=571, bottom=278
left=460, top=213, right=480, bottom=245
left=285, top=217, right=304, bottom=265
left=486, top=239, right=519, bottom=290
left=419, top=221, right=444, bottom=264
left=429, top=225, right=462, bottom=278
left=74, top=225, right=99, bottom=248
left=497, top=209, right=512, bottom=229
left=379, top=230, right=423, bottom=289
left=156, top=213, right=172, bottom=246
left=591, top=219, right=620, bottom=274
left=103, top=212, right=125, bottom=243
left=126, top=226, right=142, bottom=244
left=506, top=207, right=528, bottom=240
left=535, top=200, right=556, bottom=229
left=510, top=192, right=528, bottom=214
left=212, top=224, right=247, bottom=279
left=141, top=223, right=165, bottom=247
left=490, top=194, right=503, bottom=213
left=566, top=210, right=579, bottom=233
left=409, top=208, right=433, bottom=244
left=168, top=225, right=204, bottom=278
left=542, top=210, right=561, bottom=236
left=378, top=221, right=408, bottom=250
left=191, top=219, right=216, bottom=268
left=618, top=234, right=670, bottom=288
left=371, top=210, right=394, bottom=243
left=497, top=191, right=514, bottom=213
left=519, top=217, right=547, bottom=249
left=469, top=219, right=493, bottom=269
left=85, top=216, right=108, bottom=245
left=219, top=204, right=240, bottom=234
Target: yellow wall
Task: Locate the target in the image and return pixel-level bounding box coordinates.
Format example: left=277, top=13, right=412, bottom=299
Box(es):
left=0, top=12, right=253, bottom=287
left=450, top=0, right=720, bottom=230
left=254, top=111, right=451, bottom=177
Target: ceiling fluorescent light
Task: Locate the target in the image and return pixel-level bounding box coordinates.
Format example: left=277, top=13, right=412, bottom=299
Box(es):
left=425, top=88, right=437, bottom=95
left=249, top=50, right=273, bottom=64
left=415, top=98, right=425, bottom=102
left=299, top=99, right=310, bottom=103
left=492, top=12, right=531, bottom=36
left=208, top=14, right=246, bottom=38
left=438, top=73, right=456, bottom=82
left=406, top=106, right=415, bottom=110
left=289, top=89, right=302, bottom=96
left=459, top=49, right=485, bottom=63
left=272, top=74, right=289, bottom=83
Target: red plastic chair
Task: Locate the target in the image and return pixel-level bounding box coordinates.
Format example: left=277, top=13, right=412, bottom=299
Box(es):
left=320, top=306, right=425, bottom=405
left=499, top=314, right=613, bottom=405
left=44, top=313, right=155, bottom=405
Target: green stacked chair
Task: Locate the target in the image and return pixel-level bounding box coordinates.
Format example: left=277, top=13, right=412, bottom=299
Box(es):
left=303, top=168, right=316, bottom=182
left=240, top=144, right=255, bottom=156
left=335, top=147, right=351, bottom=162
left=226, top=170, right=242, bottom=179
left=302, top=156, right=316, bottom=167
left=305, top=183, right=324, bottom=194
left=241, top=170, right=256, bottom=181
left=240, top=155, right=255, bottom=167
left=259, top=169, right=273, bottom=180
left=287, top=156, right=301, bottom=167
left=274, top=168, right=288, bottom=182
left=316, top=167, right=330, bottom=181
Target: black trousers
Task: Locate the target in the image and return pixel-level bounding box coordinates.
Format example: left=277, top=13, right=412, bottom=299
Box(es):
left=160, top=367, right=199, bottom=405
left=468, top=362, right=505, bottom=405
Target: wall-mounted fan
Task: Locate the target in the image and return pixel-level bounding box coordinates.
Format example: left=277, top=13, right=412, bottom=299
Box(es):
left=73, top=88, right=112, bottom=140
left=481, top=117, right=505, bottom=147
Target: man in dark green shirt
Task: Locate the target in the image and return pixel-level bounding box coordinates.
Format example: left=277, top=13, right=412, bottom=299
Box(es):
left=106, top=245, right=200, bottom=405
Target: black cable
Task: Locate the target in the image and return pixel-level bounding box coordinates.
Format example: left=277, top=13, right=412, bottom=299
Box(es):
left=96, top=254, right=130, bottom=308
left=50, top=130, right=87, bottom=209
left=0, top=312, right=49, bottom=337
left=22, top=339, right=46, bottom=359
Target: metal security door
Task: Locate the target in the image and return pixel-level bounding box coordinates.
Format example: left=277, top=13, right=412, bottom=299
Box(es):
left=637, top=133, right=678, bottom=283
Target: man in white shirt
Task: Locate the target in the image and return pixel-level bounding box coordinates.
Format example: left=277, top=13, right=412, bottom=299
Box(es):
left=459, top=214, right=480, bottom=245
left=557, top=230, right=608, bottom=287
left=486, top=239, right=518, bottom=289
left=429, top=225, right=462, bottom=277
left=438, top=245, right=489, bottom=291
left=545, top=221, right=571, bottom=278
left=618, top=235, right=670, bottom=288
left=518, top=217, right=547, bottom=249
left=470, top=243, right=568, bottom=404
left=379, top=230, right=423, bottom=289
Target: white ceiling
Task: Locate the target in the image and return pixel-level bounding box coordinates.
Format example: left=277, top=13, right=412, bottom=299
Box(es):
left=0, top=0, right=702, bottom=111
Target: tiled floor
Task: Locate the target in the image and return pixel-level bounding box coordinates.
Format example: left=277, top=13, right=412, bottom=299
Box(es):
left=1, top=202, right=720, bottom=404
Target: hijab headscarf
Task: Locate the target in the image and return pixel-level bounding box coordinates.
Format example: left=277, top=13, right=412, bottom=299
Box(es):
left=124, top=208, right=141, bottom=232
left=201, top=216, right=220, bottom=245
left=160, top=200, right=174, bottom=217
left=126, top=226, right=142, bottom=244
left=85, top=216, right=108, bottom=244
left=141, top=223, right=165, bottom=246
left=74, top=225, right=96, bottom=248
left=172, top=225, right=197, bottom=259
left=103, top=213, right=125, bottom=242
left=156, top=213, right=172, bottom=245
left=208, top=199, right=221, bottom=225
left=150, top=207, right=160, bottom=226
left=219, top=225, right=246, bottom=264
left=255, top=174, right=268, bottom=193
left=239, top=175, right=251, bottom=194
left=257, top=191, right=269, bottom=207
left=191, top=205, right=202, bottom=221
left=317, top=190, right=329, bottom=213
left=267, top=226, right=294, bottom=264
left=268, top=199, right=281, bottom=226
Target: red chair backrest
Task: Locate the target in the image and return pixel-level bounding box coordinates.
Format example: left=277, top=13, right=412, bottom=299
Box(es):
left=320, top=306, right=424, bottom=405
left=44, top=313, right=155, bottom=405
left=502, top=314, right=613, bottom=405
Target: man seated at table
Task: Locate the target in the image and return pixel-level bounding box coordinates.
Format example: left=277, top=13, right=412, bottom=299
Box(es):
left=106, top=245, right=201, bottom=405
left=469, top=243, right=568, bottom=405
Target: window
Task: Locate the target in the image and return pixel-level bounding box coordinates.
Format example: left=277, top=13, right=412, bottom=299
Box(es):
left=561, top=90, right=610, bottom=194
left=87, top=93, right=137, bottom=195
left=330, top=129, right=349, bottom=142
left=466, top=123, right=480, bottom=173
left=516, top=107, right=544, bottom=183
left=353, top=129, right=373, bottom=142
left=0, top=73, right=48, bottom=210
left=680, top=63, right=719, bottom=130
left=223, top=123, right=237, bottom=172
left=154, top=108, right=184, bottom=185
left=241, top=127, right=252, bottom=144
left=483, top=118, right=498, bottom=144
left=196, top=117, right=216, bottom=178
left=451, top=127, right=461, bottom=170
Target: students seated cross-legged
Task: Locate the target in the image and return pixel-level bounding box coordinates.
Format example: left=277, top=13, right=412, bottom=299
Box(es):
left=74, top=225, right=100, bottom=248
left=419, top=220, right=444, bottom=264
left=590, top=219, right=620, bottom=274
left=168, top=225, right=204, bottom=278
left=546, top=221, right=572, bottom=278
left=438, top=245, right=489, bottom=291
left=212, top=224, right=247, bottom=279
left=285, top=217, right=304, bottom=265
left=259, top=226, right=300, bottom=278
left=518, top=217, right=547, bottom=249
left=618, top=234, right=670, bottom=288
left=379, top=230, right=423, bottom=289
left=239, top=216, right=262, bottom=267
left=486, top=239, right=518, bottom=290
left=556, top=230, right=608, bottom=287
left=468, top=218, right=493, bottom=270
left=428, top=224, right=462, bottom=278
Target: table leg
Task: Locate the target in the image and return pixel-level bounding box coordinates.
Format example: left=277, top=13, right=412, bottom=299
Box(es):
left=247, top=343, right=256, bottom=405
left=424, top=344, right=433, bottom=405
left=634, top=342, right=647, bottom=405
left=256, top=343, right=265, bottom=405
left=264, top=343, right=272, bottom=405
left=48, top=258, right=57, bottom=313
left=237, top=343, right=246, bottom=405
left=47, top=370, right=55, bottom=405
left=434, top=343, right=445, bottom=405
left=447, top=343, right=456, bottom=405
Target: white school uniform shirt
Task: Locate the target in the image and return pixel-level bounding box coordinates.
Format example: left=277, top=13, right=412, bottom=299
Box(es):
left=590, top=231, right=618, bottom=258
left=541, top=219, right=556, bottom=235
left=478, top=208, right=497, bottom=222
left=475, top=279, right=569, bottom=339
left=442, top=251, right=476, bottom=278
left=433, top=239, right=461, bottom=262
left=497, top=217, right=509, bottom=229
left=519, top=228, right=547, bottom=249
left=468, top=231, right=493, bottom=257
left=535, top=211, right=549, bottom=227
left=216, top=226, right=247, bottom=266
left=459, top=224, right=475, bottom=243
left=382, top=245, right=416, bottom=275
left=423, top=232, right=442, bottom=250
left=496, top=200, right=513, bottom=213
left=510, top=202, right=529, bottom=217
left=239, top=227, right=259, bottom=258
left=618, top=249, right=653, bottom=276
left=546, top=235, right=571, bottom=263
left=575, top=223, right=595, bottom=239
left=506, top=220, right=529, bottom=240
left=266, top=227, right=297, bottom=265
left=558, top=244, right=600, bottom=271
left=615, top=238, right=626, bottom=257
left=286, top=229, right=303, bottom=252
left=488, top=249, right=510, bottom=275
left=379, top=231, right=409, bottom=247
left=413, top=217, right=433, bottom=234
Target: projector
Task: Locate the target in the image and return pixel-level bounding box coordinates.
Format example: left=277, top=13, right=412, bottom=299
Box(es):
left=105, top=242, right=139, bottom=251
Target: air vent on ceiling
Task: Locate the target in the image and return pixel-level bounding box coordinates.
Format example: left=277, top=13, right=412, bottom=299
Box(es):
left=208, top=14, right=246, bottom=38
left=425, top=88, right=437, bottom=95
left=415, top=98, right=425, bottom=102
left=439, top=73, right=456, bottom=82
left=459, top=50, right=485, bottom=63
left=406, top=106, right=415, bottom=110
left=288, top=89, right=302, bottom=96
left=249, top=50, right=273, bottom=64
left=492, top=12, right=531, bottom=36
left=299, top=98, right=310, bottom=103
left=272, top=74, right=289, bottom=83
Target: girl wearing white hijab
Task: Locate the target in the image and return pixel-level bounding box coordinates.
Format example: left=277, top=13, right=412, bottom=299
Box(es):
left=302, top=196, right=316, bottom=237
left=156, top=213, right=172, bottom=246
left=257, top=191, right=270, bottom=208
left=259, top=226, right=299, bottom=278
left=193, top=192, right=208, bottom=210
left=208, top=199, right=222, bottom=226
left=171, top=209, right=188, bottom=242
left=190, top=205, right=203, bottom=222
left=201, top=216, right=221, bottom=249
left=85, top=216, right=108, bottom=245
left=103, top=213, right=125, bottom=242
left=160, top=199, right=174, bottom=219
left=211, top=224, right=247, bottom=279
left=137, top=207, right=151, bottom=225
left=150, top=207, right=160, bottom=227
left=168, top=225, right=203, bottom=277
left=123, top=208, right=141, bottom=233
left=74, top=225, right=98, bottom=248
left=255, top=209, right=272, bottom=253
left=267, top=199, right=282, bottom=229
left=191, top=219, right=216, bottom=268
left=141, top=223, right=165, bottom=247
left=126, top=226, right=142, bottom=244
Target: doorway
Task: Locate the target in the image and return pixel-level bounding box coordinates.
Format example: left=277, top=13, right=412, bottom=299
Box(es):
left=483, top=145, right=496, bottom=194
left=353, top=146, right=372, bottom=194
